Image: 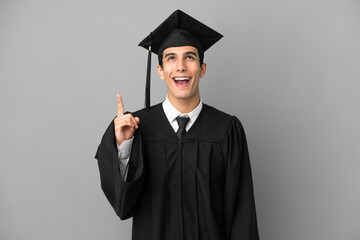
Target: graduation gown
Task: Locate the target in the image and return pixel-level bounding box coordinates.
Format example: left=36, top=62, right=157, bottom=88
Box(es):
left=95, top=103, right=259, bottom=240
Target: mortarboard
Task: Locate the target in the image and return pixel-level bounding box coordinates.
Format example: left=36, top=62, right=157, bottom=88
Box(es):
left=138, top=9, right=223, bottom=108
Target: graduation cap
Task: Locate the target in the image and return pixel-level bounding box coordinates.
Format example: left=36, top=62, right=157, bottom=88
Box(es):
left=138, top=9, right=223, bottom=108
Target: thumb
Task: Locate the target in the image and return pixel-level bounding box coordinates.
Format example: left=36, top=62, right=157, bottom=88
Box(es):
left=135, top=117, right=140, bottom=124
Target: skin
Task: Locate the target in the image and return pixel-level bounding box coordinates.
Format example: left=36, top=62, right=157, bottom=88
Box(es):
left=114, top=45, right=206, bottom=145
left=114, top=94, right=139, bottom=146
left=157, top=46, right=206, bottom=113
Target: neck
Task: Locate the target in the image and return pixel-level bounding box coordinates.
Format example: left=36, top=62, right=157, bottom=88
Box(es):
left=168, top=94, right=200, bottom=113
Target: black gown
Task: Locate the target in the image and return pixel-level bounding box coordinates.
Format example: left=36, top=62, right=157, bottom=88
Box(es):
left=95, top=103, right=259, bottom=240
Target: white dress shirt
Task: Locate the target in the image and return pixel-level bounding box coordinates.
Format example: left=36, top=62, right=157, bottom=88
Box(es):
left=117, top=96, right=203, bottom=179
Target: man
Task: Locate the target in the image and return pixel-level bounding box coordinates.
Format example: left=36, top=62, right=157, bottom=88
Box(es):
left=95, top=10, right=260, bottom=240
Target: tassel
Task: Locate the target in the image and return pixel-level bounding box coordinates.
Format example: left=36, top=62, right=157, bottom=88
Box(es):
left=145, top=33, right=152, bottom=108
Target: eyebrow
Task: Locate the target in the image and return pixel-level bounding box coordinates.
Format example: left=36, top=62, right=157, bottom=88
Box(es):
left=164, top=51, right=198, bottom=59
left=185, top=51, right=198, bottom=57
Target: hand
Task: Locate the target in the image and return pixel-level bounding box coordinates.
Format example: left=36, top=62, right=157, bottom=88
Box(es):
left=114, top=94, right=140, bottom=146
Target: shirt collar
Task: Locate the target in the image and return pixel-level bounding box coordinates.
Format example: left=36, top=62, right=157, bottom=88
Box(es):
left=162, top=96, right=203, bottom=124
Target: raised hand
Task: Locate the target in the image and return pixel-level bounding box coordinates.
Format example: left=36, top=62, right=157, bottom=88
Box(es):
left=114, top=94, right=140, bottom=146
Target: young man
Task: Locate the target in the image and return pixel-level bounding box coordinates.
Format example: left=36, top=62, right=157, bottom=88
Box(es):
left=95, top=10, right=260, bottom=240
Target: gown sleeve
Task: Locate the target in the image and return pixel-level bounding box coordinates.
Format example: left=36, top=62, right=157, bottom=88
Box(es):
left=95, top=119, right=144, bottom=220
left=222, top=117, right=260, bottom=240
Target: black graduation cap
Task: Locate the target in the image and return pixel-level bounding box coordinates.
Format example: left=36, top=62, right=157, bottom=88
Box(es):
left=138, top=9, right=223, bottom=108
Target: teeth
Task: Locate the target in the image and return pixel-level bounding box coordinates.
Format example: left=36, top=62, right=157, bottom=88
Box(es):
left=174, top=77, right=190, bottom=81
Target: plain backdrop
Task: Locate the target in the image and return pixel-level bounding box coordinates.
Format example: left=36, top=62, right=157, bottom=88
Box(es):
left=1, top=0, right=359, bottom=239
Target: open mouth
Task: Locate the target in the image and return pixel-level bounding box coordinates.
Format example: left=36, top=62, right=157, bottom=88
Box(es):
left=173, top=77, right=191, bottom=87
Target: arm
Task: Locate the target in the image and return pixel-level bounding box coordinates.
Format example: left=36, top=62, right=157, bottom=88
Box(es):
left=117, top=137, right=134, bottom=180
left=95, top=94, right=144, bottom=220
left=222, top=117, right=260, bottom=240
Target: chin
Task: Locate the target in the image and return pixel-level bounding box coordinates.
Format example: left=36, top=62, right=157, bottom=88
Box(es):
left=174, top=93, right=195, bottom=100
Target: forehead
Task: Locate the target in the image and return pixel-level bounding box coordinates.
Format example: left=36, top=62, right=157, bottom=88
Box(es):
left=162, top=46, right=199, bottom=56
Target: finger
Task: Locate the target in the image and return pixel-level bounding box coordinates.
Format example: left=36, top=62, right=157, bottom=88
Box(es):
left=117, top=94, right=124, bottom=117
left=119, top=118, right=136, bottom=129
left=122, top=114, right=139, bottom=129
left=135, top=117, right=140, bottom=124
left=131, top=116, right=139, bottom=129
left=125, top=115, right=139, bottom=129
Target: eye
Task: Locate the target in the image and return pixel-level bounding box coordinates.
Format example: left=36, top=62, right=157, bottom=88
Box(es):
left=186, top=55, right=195, bottom=60
left=167, top=56, right=175, bottom=61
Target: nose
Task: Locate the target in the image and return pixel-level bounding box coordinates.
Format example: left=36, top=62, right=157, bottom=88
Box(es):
left=176, top=59, right=186, bottom=72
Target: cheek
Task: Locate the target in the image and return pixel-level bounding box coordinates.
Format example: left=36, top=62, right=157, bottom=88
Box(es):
left=159, top=67, right=169, bottom=80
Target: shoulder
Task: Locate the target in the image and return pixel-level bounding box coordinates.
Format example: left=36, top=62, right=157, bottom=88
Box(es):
left=129, top=103, right=175, bottom=140
left=188, top=103, right=243, bottom=142
left=202, top=103, right=242, bottom=127
left=202, top=104, right=233, bottom=123
left=130, top=103, right=165, bottom=129
left=131, top=102, right=163, bottom=118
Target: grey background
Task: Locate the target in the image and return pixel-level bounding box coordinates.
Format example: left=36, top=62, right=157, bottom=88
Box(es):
left=1, top=0, right=359, bottom=239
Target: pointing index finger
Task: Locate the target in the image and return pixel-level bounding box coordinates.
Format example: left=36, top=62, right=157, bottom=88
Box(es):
left=117, top=94, right=124, bottom=117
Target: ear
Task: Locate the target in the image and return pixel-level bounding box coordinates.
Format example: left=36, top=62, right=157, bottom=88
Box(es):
left=157, top=65, right=165, bottom=80
left=200, top=63, right=207, bottom=78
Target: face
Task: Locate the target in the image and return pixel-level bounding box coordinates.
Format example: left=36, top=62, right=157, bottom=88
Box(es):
left=157, top=46, right=207, bottom=105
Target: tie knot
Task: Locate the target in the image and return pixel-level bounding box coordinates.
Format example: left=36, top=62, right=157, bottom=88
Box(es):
left=176, top=116, right=190, bottom=129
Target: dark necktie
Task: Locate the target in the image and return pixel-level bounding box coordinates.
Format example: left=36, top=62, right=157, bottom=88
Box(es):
left=176, top=116, right=190, bottom=140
